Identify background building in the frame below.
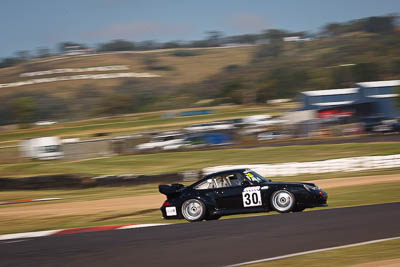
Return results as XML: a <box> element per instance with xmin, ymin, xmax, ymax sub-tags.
<box><xmin>299</xmin><ymin>80</ymin><xmax>400</xmax><ymax>119</ymax></box>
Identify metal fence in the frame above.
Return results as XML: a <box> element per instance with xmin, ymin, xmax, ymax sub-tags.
<box><xmin>62</xmin><ymin>139</ymin><xmax>113</xmax><ymax>161</ymax></box>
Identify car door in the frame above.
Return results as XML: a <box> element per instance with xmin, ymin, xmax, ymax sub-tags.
<box><xmin>215</xmin><ymin>185</ymin><xmax>244</xmax><ymax>210</ymax></box>
<box><xmin>215</xmin><ymin>172</ymin><xmax>259</xmax><ymax>210</ymax></box>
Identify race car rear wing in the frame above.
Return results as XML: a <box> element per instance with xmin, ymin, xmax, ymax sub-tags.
<box><xmin>159</xmin><ymin>183</ymin><xmax>185</xmax><ymax>198</ymax></box>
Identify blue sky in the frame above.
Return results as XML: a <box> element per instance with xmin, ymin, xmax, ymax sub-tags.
<box><xmin>1</xmin><ymin>0</ymin><xmax>400</xmax><ymax>59</ymax></box>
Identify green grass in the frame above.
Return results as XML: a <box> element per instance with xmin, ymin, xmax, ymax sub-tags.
<box><xmin>2</xmin><ymin>142</ymin><xmax>400</xmax><ymax>177</ymax></box>
<box><xmin>323</xmin><ymin>181</ymin><xmax>400</xmax><ymax>208</ymax></box>
<box><xmin>248</xmin><ymin>238</ymin><xmax>400</xmax><ymax>267</ymax></box>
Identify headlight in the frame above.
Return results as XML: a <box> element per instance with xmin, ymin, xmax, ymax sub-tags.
<box><xmin>304</xmin><ymin>184</ymin><xmax>319</xmax><ymax>192</ymax></box>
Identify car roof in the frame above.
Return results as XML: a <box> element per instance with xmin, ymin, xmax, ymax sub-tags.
<box><xmin>204</xmin><ymin>168</ymin><xmax>249</xmax><ymax>178</ymax></box>
<box><xmin>189</xmin><ymin>168</ymin><xmax>251</xmax><ymax>188</ymax></box>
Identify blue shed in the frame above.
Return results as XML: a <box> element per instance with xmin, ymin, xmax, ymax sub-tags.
<box><xmin>299</xmin><ymin>80</ymin><xmax>400</xmax><ymax>118</ymax></box>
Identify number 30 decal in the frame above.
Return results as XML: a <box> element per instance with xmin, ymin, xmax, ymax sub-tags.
<box><xmin>242</xmin><ymin>187</ymin><xmax>262</xmax><ymax>207</ymax></box>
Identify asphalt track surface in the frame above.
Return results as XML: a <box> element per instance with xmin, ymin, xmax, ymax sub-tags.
<box><xmin>1</xmin><ymin>202</ymin><xmax>400</xmax><ymax>267</ymax></box>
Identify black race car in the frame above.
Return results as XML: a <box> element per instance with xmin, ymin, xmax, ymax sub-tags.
<box><xmin>159</xmin><ymin>168</ymin><xmax>327</xmax><ymax>222</ymax></box>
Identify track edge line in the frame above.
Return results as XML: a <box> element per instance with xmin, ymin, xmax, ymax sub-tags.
<box><xmin>224</xmin><ymin>236</ymin><xmax>400</xmax><ymax>267</ymax></box>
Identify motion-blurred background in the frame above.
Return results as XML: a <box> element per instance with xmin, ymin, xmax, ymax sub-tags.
<box><xmin>1</xmin><ymin>2</ymin><xmax>400</xmax><ymax>264</ymax></box>
<box><xmin>1</xmin><ymin>2</ymin><xmax>400</xmax><ymax>164</ymax></box>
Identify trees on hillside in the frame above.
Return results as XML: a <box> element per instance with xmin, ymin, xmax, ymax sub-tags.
<box><xmin>95</xmin><ymin>93</ymin><xmax>133</xmax><ymax>116</ymax></box>
<box><xmin>58</xmin><ymin>42</ymin><xmax>87</xmax><ymax>53</ymax></box>
<box><xmin>15</xmin><ymin>51</ymin><xmax>31</xmax><ymax>62</ymax></box>
<box><xmin>321</xmin><ymin>15</ymin><xmax>398</xmax><ymax>37</ymax></box>
<box><xmin>36</xmin><ymin>47</ymin><xmax>51</xmax><ymax>58</ymax></box>
<box><xmin>97</xmin><ymin>40</ymin><xmax>136</xmax><ymax>52</ymax></box>
<box><xmin>9</xmin><ymin>97</ymin><xmax>37</xmax><ymax>127</ymax></box>
<box><xmin>0</xmin><ymin>57</ymin><xmax>23</xmax><ymax>68</ymax></box>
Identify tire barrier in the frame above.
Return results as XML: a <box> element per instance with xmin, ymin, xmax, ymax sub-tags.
<box><xmin>203</xmin><ymin>154</ymin><xmax>400</xmax><ymax>177</ymax></box>
<box><xmin>0</xmin><ymin>172</ymin><xmax>188</xmax><ymax>190</ymax></box>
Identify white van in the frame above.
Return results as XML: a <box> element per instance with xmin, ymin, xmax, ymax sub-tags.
<box><xmin>20</xmin><ymin>137</ymin><xmax>64</xmax><ymax>160</ymax></box>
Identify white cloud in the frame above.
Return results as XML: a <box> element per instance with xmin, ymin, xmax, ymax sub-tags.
<box><xmin>222</xmin><ymin>13</ymin><xmax>269</xmax><ymax>33</ymax></box>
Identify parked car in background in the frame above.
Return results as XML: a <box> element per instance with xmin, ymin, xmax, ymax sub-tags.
<box><xmin>250</xmin><ymin>117</ymin><xmax>286</xmax><ymax>127</ymax></box>
<box><xmin>361</xmin><ymin>116</ymin><xmax>399</xmax><ymax>133</ymax></box>
<box><xmin>184</xmin><ymin>121</ymin><xmax>235</xmax><ymax>132</ymax></box>
<box><xmin>258</xmin><ymin>131</ymin><xmax>289</xmax><ymax>141</ymax></box>
<box><xmin>135</xmin><ymin>132</ymin><xmax>186</xmax><ymax>150</ymax></box>
<box><xmin>240</xmin><ymin>115</ymin><xmax>272</xmax><ymax>125</ymax></box>
<box><xmin>185</xmin><ymin>133</ymin><xmax>233</xmax><ymax>147</ymax></box>
<box><xmin>34</xmin><ymin>121</ymin><xmax>57</xmax><ymax>126</ymax></box>
<box><xmin>164</xmin><ymin>133</ymin><xmax>234</xmax><ymax>150</ymax></box>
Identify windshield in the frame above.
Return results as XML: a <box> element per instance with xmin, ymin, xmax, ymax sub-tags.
<box><xmin>41</xmin><ymin>145</ymin><xmax>60</xmax><ymax>153</ymax></box>
<box><xmin>243</xmin><ymin>170</ymin><xmax>270</xmax><ymax>183</ymax></box>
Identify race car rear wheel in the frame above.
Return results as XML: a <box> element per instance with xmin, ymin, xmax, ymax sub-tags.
<box><xmin>271</xmin><ymin>190</ymin><xmax>295</xmax><ymax>213</ymax></box>
<box><xmin>181</xmin><ymin>199</ymin><xmax>206</xmax><ymax>222</ymax></box>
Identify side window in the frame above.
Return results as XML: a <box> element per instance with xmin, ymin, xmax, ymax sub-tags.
<box><xmin>214</xmin><ymin>176</ymin><xmax>225</xmax><ymax>188</ymax></box>
<box><xmin>194</xmin><ymin>173</ymin><xmax>248</xmax><ymax>190</ymax></box>
<box><xmin>225</xmin><ymin>173</ymin><xmax>244</xmax><ymax>187</ymax></box>
<box><xmin>214</xmin><ymin>176</ymin><xmax>236</xmax><ymax>188</ymax></box>
<box><xmin>194</xmin><ymin>179</ymin><xmax>216</xmax><ymax>190</ymax></box>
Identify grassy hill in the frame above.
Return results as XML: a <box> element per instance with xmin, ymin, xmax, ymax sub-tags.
<box><xmin>1</xmin><ymin>27</ymin><xmax>400</xmax><ymax>126</ymax></box>
<box><xmin>0</xmin><ymin>46</ymin><xmax>255</xmax><ymax>98</ymax></box>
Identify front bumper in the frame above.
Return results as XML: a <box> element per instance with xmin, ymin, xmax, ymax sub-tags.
<box><xmin>299</xmin><ymin>189</ymin><xmax>328</xmax><ymax>208</ymax></box>
<box><xmin>312</xmin><ymin>189</ymin><xmax>328</xmax><ymax>206</ymax></box>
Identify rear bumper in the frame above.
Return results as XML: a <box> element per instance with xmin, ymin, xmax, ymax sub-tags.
<box><xmin>160</xmin><ymin>202</ymin><xmax>182</xmax><ymax>220</ymax></box>
<box><xmin>161</xmin><ymin>207</ymin><xmax>180</xmax><ymax>220</ymax></box>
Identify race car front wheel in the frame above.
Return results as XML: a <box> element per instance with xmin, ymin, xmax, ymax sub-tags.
<box><xmin>271</xmin><ymin>190</ymin><xmax>295</xmax><ymax>213</ymax></box>
<box><xmin>181</xmin><ymin>199</ymin><xmax>206</xmax><ymax>222</ymax></box>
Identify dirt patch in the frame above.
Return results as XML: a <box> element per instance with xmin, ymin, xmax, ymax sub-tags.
<box><xmin>1</xmin><ymin>174</ymin><xmax>400</xmax><ymax>220</ymax></box>
<box><xmin>351</xmin><ymin>258</ymin><xmax>400</xmax><ymax>267</ymax></box>
<box><xmin>94</xmin><ymin>208</ymin><xmax>159</xmax><ymax>222</ymax></box>
<box><xmin>0</xmin><ymin>194</ymin><xmax>165</xmax><ymax>220</ymax></box>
